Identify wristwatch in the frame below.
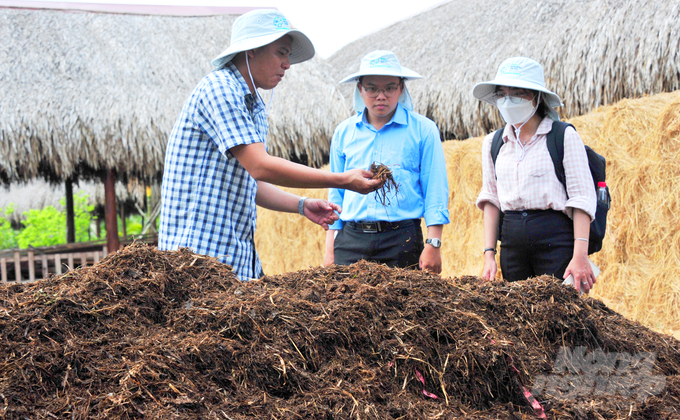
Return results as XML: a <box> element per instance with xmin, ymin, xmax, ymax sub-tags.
<box><xmin>426</xmin><ymin>238</ymin><xmax>442</xmax><ymax>248</ymax></box>
<box><xmin>298</xmin><ymin>196</ymin><xmax>308</xmax><ymax>215</ymax></box>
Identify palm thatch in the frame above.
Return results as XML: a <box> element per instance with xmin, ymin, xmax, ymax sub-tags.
<box><xmin>0</xmin><ymin>6</ymin><xmax>345</xmax><ymax>185</ymax></box>
<box><xmin>266</xmin><ymin>57</ymin><xmax>350</xmax><ymax>167</ymax></box>
<box><xmin>327</xmin><ymin>0</ymin><xmax>680</xmax><ymax>140</ymax></box>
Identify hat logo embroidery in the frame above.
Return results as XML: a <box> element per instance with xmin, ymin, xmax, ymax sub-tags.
<box><xmin>273</xmin><ymin>17</ymin><xmax>290</xmax><ymax>30</ymax></box>
<box><xmin>369</xmin><ymin>57</ymin><xmax>391</xmax><ymax>68</ymax></box>
<box><xmin>499</xmin><ymin>63</ymin><xmax>522</xmax><ymax>77</ymax></box>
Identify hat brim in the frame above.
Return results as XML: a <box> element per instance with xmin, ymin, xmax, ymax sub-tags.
<box><xmin>339</xmin><ymin>67</ymin><xmax>422</xmax><ymax>84</ymax></box>
<box><xmin>472</xmin><ymin>77</ymin><xmax>562</xmax><ymax>108</ymax></box>
<box><xmin>211</xmin><ymin>29</ymin><xmax>315</xmax><ymax>68</ymax></box>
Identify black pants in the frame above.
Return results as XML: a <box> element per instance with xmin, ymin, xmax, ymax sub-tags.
<box><xmin>500</xmin><ymin>210</ymin><xmax>574</xmax><ymax>282</ymax></box>
<box><xmin>334</xmin><ymin>219</ymin><xmax>423</xmax><ymax>269</ymax></box>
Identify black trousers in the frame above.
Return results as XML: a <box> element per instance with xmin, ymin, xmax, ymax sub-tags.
<box><xmin>500</xmin><ymin>210</ymin><xmax>574</xmax><ymax>282</ymax></box>
<box><xmin>334</xmin><ymin>219</ymin><xmax>424</xmax><ymax>269</ymax></box>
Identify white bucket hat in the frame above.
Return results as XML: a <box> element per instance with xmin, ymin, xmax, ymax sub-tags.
<box><xmin>472</xmin><ymin>57</ymin><xmax>563</xmax><ymax>120</ymax></box>
<box><xmin>211</xmin><ymin>9</ymin><xmax>315</xmax><ymax>68</ymax></box>
<box><xmin>339</xmin><ymin>50</ymin><xmax>422</xmax><ymax>113</ymax></box>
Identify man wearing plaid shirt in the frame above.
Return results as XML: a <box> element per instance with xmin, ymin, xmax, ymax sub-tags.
<box><xmin>159</xmin><ymin>9</ymin><xmax>382</xmax><ymax>280</ymax></box>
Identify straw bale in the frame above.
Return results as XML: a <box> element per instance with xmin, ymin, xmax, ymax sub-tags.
<box><xmin>255</xmin><ymin>89</ymin><xmax>680</xmax><ymax>338</ymax></box>
<box><xmin>578</xmin><ymin>91</ymin><xmax>680</xmax><ymax>338</ymax></box>
<box><xmin>255</xmin><ymin>140</ymin><xmax>486</xmax><ymax>279</ymax></box>
<box><xmin>327</xmin><ymin>0</ymin><xmax>680</xmax><ymax>141</ymax></box>
<box><xmin>255</xmin><ymin>186</ymin><xmax>329</xmax><ymax>275</ymax></box>
<box><xmin>0</xmin><ymin>7</ymin><xmax>343</xmax><ymax>185</ymax></box>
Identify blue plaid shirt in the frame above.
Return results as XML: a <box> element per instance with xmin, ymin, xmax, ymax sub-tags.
<box><xmin>159</xmin><ymin>62</ymin><xmax>267</xmax><ymax>280</ymax></box>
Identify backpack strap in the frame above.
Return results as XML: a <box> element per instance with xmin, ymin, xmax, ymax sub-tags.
<box><xmin>490</xmin><ymin>128</ymin><xmax>504</xmax><ymax>167</ymax></box>
<box><xmin>545</xmin><ymin>121</ymin><xmax>575</xmax><ymax>189</ymax></box>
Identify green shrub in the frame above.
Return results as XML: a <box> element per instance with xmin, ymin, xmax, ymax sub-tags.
<box><xmin>0</xmin><ymin>204</ymin><xmax>18</xmax><ymax>249</ymax></box>
<box><xmin>15</xmin><ymin>192</ymin><xmax>94</xmax><ymax>248</ymax></box>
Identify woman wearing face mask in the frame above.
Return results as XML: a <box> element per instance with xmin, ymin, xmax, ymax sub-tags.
<box><xmin>472</xmin><ymin>57</ymin><xmax>597</xmax><ymax>291</ymax></box>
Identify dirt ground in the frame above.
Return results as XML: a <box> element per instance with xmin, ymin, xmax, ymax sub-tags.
<box><xmin>0</xmin><ymin>243</ymin><xmax>678</xmax><ymax>419</ymax></box>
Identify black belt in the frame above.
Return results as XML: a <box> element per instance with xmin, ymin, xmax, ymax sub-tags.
<box><xmin>346</xmin><ymin>219</ymin><xmax>420</xmax><ymax>233</ymax></box>
<box><xmin>504</xmin><ymin>209</ymin><xmax>562</xmax><ymax>216</ymax></box>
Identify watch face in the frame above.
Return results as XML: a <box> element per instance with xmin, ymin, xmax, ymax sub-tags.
<box><xmin>427</xmin><ymin>238</ymin><xmax>441</xmax><ymax>248</ymax></box>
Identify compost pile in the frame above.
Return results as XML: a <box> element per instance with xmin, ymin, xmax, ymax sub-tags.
<box><xmin>0</xmin><ymin>243</ymin><xmax>679</xmax><ymax>419</ymax></box>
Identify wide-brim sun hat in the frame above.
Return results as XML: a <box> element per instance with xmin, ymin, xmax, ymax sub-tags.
<box><xmin>211</xmin><ymin>9</ymin><xmax>315</xmax><ymax>68</ymax></box>
<box><xmin>339</xmin><ymin>50</ymin><xmax>422</xmax><ymax>84</ymax></box>
<box><xmin>340</xmin><ymin>50</ymin><xmax>422</xmax><ymax>113</ymax></box>
<box><xmin>472</xmin><ymin>57</ymin><xmax>563</xmax><ymax>110</ymax></box>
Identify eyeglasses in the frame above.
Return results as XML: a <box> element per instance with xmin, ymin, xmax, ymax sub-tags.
<box><xmin>360</xmin><ymin>83</ymin><xmax>402</xmax><ymax>98</ymax></box>
<box><xmin>492</xmin><ymin>89</ymin><xmax>534</xmax><ymax>104</ymax></box>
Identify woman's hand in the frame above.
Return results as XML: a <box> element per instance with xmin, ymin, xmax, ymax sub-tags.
<box><xmin>564</xmin><ymin>252</ymin><xmax>595</xmax><ymax>293</ymax></box>
<box><xmin>482</xmin><ymin>251</ymin><xmax>498</xmax><ymax>281</ymax></box>
<box><xmin>565</xmin><ymin>209</ymin><xmax>595</xmax><ymax>293</ymax></box>
<box><xmin>481</xmin><ymin>202</ymin><xmax>501</xmax><ymax>281</ymax></box>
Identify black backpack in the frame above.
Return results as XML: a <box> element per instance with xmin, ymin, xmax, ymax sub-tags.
<box><xmin>490</xmin><ymin>121</ymin><xmax>610</xmax><ymax>254</ymax></box>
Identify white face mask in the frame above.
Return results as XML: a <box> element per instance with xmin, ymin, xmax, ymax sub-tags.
<box><xmin>496</xmin><ymin>97</ymin><xmax>538</xmax><ymax>126</ymax></box>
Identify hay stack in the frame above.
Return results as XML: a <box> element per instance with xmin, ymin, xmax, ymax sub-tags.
<box><xmin>255</xmin><ymin>89</ymin><xmax>680</xmax><ymax>338</ymax></box>
<box><xmin>583</xmin><ymin>91</ymin><xmax>680</xmax><ymax>335</ymax></box>
<box><xmin>327</xmin><ymin>0</ymin><xmax>680</xmax><ymax>140</ymax></box>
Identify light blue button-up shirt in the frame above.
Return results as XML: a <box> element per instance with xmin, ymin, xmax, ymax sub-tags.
<box><xmin>328</xmin><ymin>103</ymin><xmax>450</xmax><ymax>229</ymax></box>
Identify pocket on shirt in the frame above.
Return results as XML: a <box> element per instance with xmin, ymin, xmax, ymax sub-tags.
<box><xmin>384</xmin><ymin>143</ymin><xmax>419</xmax><ymax>173</ymax></box>
<box><xmin>530</xmin><ymin>170</ymin><xmax>548</xmax><ymax>178</ymax></box>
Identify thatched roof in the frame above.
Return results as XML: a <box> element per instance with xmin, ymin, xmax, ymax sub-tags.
<box><xmin>327</xmin><ymin>0</ymin><xmax>680</xmax><ymax>140</ymax></box>
<box><xmin>0</xmin><ymin>6</ymin><xmax>346</xmax><ymax>185</ymax></box>
<box><xmin>266</xmin><ymin>57</ymin><xmax>350</xmax><ymax>167</ymax></box>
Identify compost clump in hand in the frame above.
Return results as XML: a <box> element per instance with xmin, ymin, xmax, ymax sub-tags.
<box><xmin>370</xmin><ymin>162</ymin><xmax>399</xmax><ymax>206</ymax></box>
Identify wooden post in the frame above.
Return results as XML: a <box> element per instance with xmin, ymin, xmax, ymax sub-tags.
<box><xmin>1</xmin><ymin>258</ymin><xmax>7</xmax><ymax>283</ymax></box>
<box><xmin>41</xmin><ymin>255</ymin><xmax>48</xmax><ymax>279</ymax></box>
<box><xmin>105</xmin><ymin>169</ymin><xmax>120</xmax><ymax>253</ymax></box>
<box><xmin>66</xmin><ymin>177</ymin><xmax>75</xmax><ymax>243</ymax></box>
<box><xmin>28</xmin><ymin>250</ymin><xmax>35</xmax><ymax>282</ymax></box>
<box><xmin>141</xmin><ymin>185</ymin><xmax>148</xmax><ymax>230</ymax></box>
<box><xmin>120</xmin><ymin>202</ymin><xmax>127</xmax><ymax>238</ymax></box>
<box><xmin>13</xmin><ymin>251</ymin><xmax>21</xmax><ymax>282</ymax></box>
<box><xmin>150</xmin><ymin>185</ymin><xmax>158</xmax><ymax>233</ymax></box>
<box><xmin>55</xmin><ymin>254</ymin><xmax>62</xmax><ymax>275</ymax></box>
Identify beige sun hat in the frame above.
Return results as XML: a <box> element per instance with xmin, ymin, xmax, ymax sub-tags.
<box><xmin>340</xmin><ymin>50</ymin><xmax>422</xmax><ymax>113</ymax></box>
<box><xmin>211</xmin><ymin>9</ymin><xmax>315</xmax><ymax>68</ymax></box>
<box><xmin>472</xmin><ymin>57</ymin><xmax>563</xmax><ymax>120</ymax></box>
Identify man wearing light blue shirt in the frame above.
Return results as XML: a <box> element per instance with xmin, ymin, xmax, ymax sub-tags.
<box><xmin>324</xmin><ymin>51</ymin><xmax>450</xmax><ymax>273</ymax></box>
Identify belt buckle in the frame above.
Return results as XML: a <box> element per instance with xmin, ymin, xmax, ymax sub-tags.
<box><xmin>361</xmin><ymin>222</ymin><xmax>379</xmax><ymax>233</ymax></box>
